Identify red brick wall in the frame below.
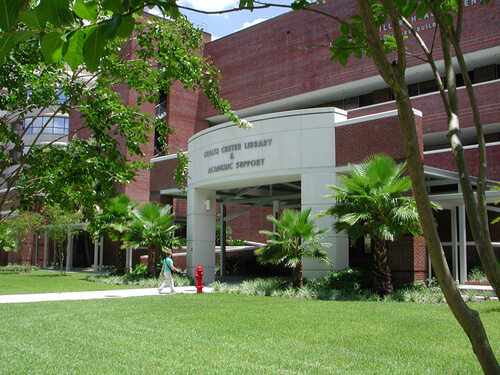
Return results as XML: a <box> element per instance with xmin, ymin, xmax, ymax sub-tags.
<box><xmin>166</xmin><ymin>82</ymin><xmax>206</xmax><ymax>153</ymax></box>
<box><xmin>335</xmin><ymin>113</ymin><xmax>422</xmax><ymax>166</ymax></box>
<box><xmin>389</xmin><ymin>235</ymin><xmax>427</xmax><ymax>286</ymax></box>
<box><xmin>202</xmin><ymin>0</ymin><xmax>500</xmax><ymax>118</ymax></box>
<box><xmin>222</xmin><ymin>204</ymin><xmax>273</xmax><ymax>244</ymax></box>
<box><xmin>424</xmin><ymin>144</ymin><xmax>500</xmax><ymax>181</ymax></box>
<box><xmin>350</xmin><ymin>81</ymin><xmax>500</xmax><ymax>138</ymax></box>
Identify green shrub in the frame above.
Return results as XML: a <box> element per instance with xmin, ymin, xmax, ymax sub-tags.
<box><xmin>0</xmin><ymin>264</ymin><xmax>38</xmax><ymax>273</ymax></box>
<box><xmin>130</xmin><ymin>264</ymin><xmax>148</xmax><ymax>279</ymax></box>
<box><xmin>227</xmin><ymin>239</ymin><xmax>246</xmax><ymax>246</ymax></box>
<box><xmin>468</xmin><ymin>267</ymin><xmax>488</xmax><ymax>282</ymax></box>
<box><xmin>391</xmin><ymin>278</ymin><xmax>446</xmax><ymax>303</ymax></box>
<box><xmin>462</xmin><ymin>288</ymin><xmax>478</xmax><ymax>303</ymax></box>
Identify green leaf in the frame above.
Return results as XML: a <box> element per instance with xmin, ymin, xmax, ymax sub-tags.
<box><xmin>401</xmin><ymin>1</ymin><xmax>417</xmax><ymax>18</ymax></box>
<box><xmin>102</xmin><ymin>13</ymin><xmax>122</xmax><ymax>39</ymax></box>
<box><xmin>63</xmin><ymin>28</ymin><xmax>84</xmax><ymax>70</ymax></box>
<box><xmin>0</xmin><ymin>32</ymin><xmax>15</xmax><ymax>63</ymax></box>
<box><xmin>42</xmin><ymin>0</ymin><xmax>74</xmax><ymax>27</ymax></box>
<box><xmin>416</xmin><ymin>3</ymin><xmax>428</xmax><ymax>19</ymax></box>
<box><xmin>116</xmin><ymin>14</ymin><xmax>134</xmax><ymax>38</ymax></box>
<box><xmin>102</xmin><ymin>0</ymin><xmax>123</xmax><ymax>14</ymax></box>
<box><xmin>13</xmin><ymin>29</ymin><xmax>35</xmax><ymax>43</ymax></box>
<box><xmin>55</xmin><ymin>8</ymin><xmax>74</xmax><ymax>26</ymax></box>
<box><xmin>83</xmin><ymin>25</ymin><xmax>105</xmax><ymax>72</ymax></box>
<box><xmin>239</xmin><ymin>0</ymin><xmax>253</xmax><ymax>10</ymax></box>
<box><xmin>74</xmin><ymin>0</ymin><xmax>98</xmax><ymax>22</ymax></box>
<box><xmin>41</xmin><ymin>30</ymin><xmax>64</xmax><ymax>63</ymax></box>
<box><xmin>0</xmin><ymin>0</ymin><xmax>20</xmax><ymax>31</ymax></box>
<box><xmin>18</xmin><ymin>7</ymin><xmax>51</xmax><ymax>30</ymax></box>
<box><xmin>339</xmin><ymin>52</ymin><xmax>349</xmax><ymax>67</ymax></box>
<box><xmin>444</xmin><ymin>12</ymin><xmax>454</xmax><ymax>27</ymax></box>
<box><xmin>291</xmin><ymin>0</ymin><xmax>310</xmax><ymax>10</ymax></box>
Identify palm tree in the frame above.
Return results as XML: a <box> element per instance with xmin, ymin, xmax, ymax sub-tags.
<box><xmin>257</xmin><ymin>208</ymin><xmax>330</xmax><ymax>287</ymax></box>
<box><xmin>88</xmin><ymin>194</ymin><xmax>138</xmax><ymax>274</ymax></box>
<box><xmin>324</xmin><ymin>154</ymin><xmax>424</xmax><ymax>295</ymax></box>
<box><xmin>121</xmin><ymin>202</ymin><xmax>180</xmax><ymax>278</ymax></box>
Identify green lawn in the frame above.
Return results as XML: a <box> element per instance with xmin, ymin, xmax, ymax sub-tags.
<box><xmin>0</xmin><ymin>270</ymin><xmax>143</xmax><ymax>294</ymax></box>
<box><xmin>0</xmin><ymin>291</ymin><xmax>499</xmax><ymax>374</ymax></box>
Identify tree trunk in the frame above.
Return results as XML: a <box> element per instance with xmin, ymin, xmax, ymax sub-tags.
<box><xmin>292</xmin><ymin>262</ymin><xmax>303</xmax><ymax>288</ymax></box>
<box><xmin>355</xmin><ymin>1</ymin><xmax>500</xmax><ymax>372</ymax></box>
<box><xmin>439</xmin><ymin>28</ymin><xmax>500</xmax><ymax>298</ymax></box>
<box><xmin>147</xmin><ymin>245</ymin><xmax>157</xmax><ymax>278</ymax></box>
<box><xmin>116</xmin><ymin>247</ymin><xmax>126</xmax><ymax>275</ymax></box>
<box><xmin>147</xmin><ymin>243</ymin><xmax>161</xmax><ymax>278</ymax></box>
<box><xmin>371</xmin><ymin>234</ymin><xmax>392</xmax><ymax>295</ymax></box>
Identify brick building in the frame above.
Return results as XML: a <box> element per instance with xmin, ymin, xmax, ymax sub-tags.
<box><xmin>3</xmin><ymin>1</ymin><xmax>500</xmax><ymax>286</ymax></box>
<box><xmin>150</xmin><ymin>1</ymin><xmax>500</xmax><ymax>284</ymax></box>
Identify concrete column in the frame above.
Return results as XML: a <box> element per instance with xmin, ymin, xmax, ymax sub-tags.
<box><xmin>66</xmin><ymin>229</ymin><xmax>73</xmax><ymax>272</ymax></box>
<box><xmin>187</xmin><ymin>188</ymin><xmax>216</xmax><ymax>282</ymax></box>
<box><xmin>301</xmin><ymin>173</ymin><xmax>346</xmax><ymax>279</ymax></box>
<box><xmin>35</xmin><ymin>232</ymin><xmax>39</xmax><ymax>266</ymax></box>
<box><xmin>43</xmin><ymin>232</ymin><xmax>48</xmax><ymax>269</ymax></box>
<box><xmin>99</xmin><ymin>236</ymin><xmax>104</xmax><ymax>272</ymax></box>
<box><xmin>458</xmin><ymin>205</ymin><xmax>467</xmax><ymax>283</ymax></box>
<box><xmin>93</xmin><ymin>241</ymin><xmax>99</xmax><ymax>272</ymax></box>
<box><xmin>451</xmin><ymin>208</ymin><xmax>459</xmax><ymax>282</ymax></box>
<box><xmin>219</xmin><ymin>204</ymin><xmax>226</xmax><ymax>277</ymax></box>
<box><xmin>128</xmin><ymin>247</ymin><xmax>133</xmax><ymax>272</ymax></box>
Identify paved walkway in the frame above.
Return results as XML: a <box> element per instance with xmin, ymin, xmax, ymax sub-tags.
<box><xmin>0</xmin><ymin>286</ymin><xmax>214</xmax><ymax>304</ymax></box>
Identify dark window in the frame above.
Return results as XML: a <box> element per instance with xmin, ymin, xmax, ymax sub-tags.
<box><xmin>419</xmin><ymin>79</ymin><xmax>438</xmax><ymax>95</ymax></box>
<box><xmin>359</xmin><ymin>93</ymin><xmax>373</xmax><ymax>107</ymax></box>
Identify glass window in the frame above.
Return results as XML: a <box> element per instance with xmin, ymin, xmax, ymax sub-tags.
<box><xmin>419</xmin><ymin>79</ymin><xmax>438</xmax><ymax>95</ymax></box>
<box><xmin>52</xmin><ymin>117</ymin><xmax>68</xmax><ymax>134</ymax></box>
<box><xmin>23</xmin><ymin>116</ymin><xmax>69</xmax><ymax>135</ymax></box>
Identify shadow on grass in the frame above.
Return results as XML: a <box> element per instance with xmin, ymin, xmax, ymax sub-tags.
<box><xmin>480</xmin><ymin>306</ymin><xmax>500</xmax><ymax>314</ymax></box>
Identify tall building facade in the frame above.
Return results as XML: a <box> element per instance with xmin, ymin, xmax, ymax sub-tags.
<box><xmin>151</xmin><ymin>1</ymin><xmax>500</xmax><ymax>284</ymax></box>
<box><xmin>2</xmin><ymin>1</ymin><xmax>499</xmax><ymax>286</ymax></box>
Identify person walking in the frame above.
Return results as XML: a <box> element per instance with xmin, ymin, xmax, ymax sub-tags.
<box><xmin>158</xmin><ymin>251</ymin><xmax>185</xmax><ymax>294</ymax></box>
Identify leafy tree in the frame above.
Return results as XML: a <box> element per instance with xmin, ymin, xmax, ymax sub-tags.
<box><xmin>5</xmin><ymin>212</ymin><xmax>43</xmax><ymax>271</ymax></box>
<box><xmin>120</xmin><ymin>202</ymin><xmax>180</xmax><ymax>278</ymax></box>
<box><xmin>323</xmin><ymin>154</ymin><xmax>424</xmax><ymax>295</ymax></box>
<box><xmin>0</xmin><ymin>10</ymin><xmax>250</xmax><ymax>218</ymax></box>
<box><xmin>0</xmin><ymin>0</ymin><xmax>279</xmax><ymax>70</ymax></box>
<box><xmin>43</xmin><ymin>205</ymin><xmax>83</xmax><ymax>275</ymax></box>
<box><xmin>0</xmin><ymin>221</ymin><xmax>17</xmax><ymax>258</ymax></box>
<box><xmin>257</xmin><ymin>208</ymin><xmax>330</xmax><ymax>287</ymax></box>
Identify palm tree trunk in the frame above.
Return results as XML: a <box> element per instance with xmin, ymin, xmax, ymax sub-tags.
<box><xmin>147</xmin><ymin>244</ymin><xmax>158</xmax><ymax>278</ymax></box>
<box><xmin>292</xmin><ymin>262</ymin><xmax>303</xmax><ymax>288</ymax></box>
<box><xmin>371</xmin><ymin>234</ymin><xmax>393</xmax><ymax>295</ymax></box>
<box><xmin>116</xmin><ymin>247</ymin><xmax>126</xmax><ymax>275</ymax></box>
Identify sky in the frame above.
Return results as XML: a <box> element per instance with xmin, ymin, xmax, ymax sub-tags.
<box><xmin>175</xmin><ymin>0</ymin><xmax>293</xmax><ymax>40</ymax></box>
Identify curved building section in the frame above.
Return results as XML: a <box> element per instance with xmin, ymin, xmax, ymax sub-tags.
<box><xmin>186</xmin><ymin>108</ymin><xmax>347</xmax><ymax>280</ymax></box>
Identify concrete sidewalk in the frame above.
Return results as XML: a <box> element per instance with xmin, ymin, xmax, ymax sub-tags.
<box><xmin>0</xmin><ymin>286</ymin><xmax>214</xmax><ymax>304</ymax></box>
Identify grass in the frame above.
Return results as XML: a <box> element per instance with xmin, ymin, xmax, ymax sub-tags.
<box><xmin>0</xmin><ymin>294</ymin><xmax>499</xmax><ymax>374</ymax></box>
<box><xmin>0</xmin><ymin>270</ymin><xmax>499</xmax><ymax>374</ymax></box>
<box><xmin>0</xmin><ymin>270</ymin><xmax>144</xmax><ymax>295</ymax></box>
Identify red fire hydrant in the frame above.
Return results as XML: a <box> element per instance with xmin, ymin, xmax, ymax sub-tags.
<box><xmin>194</xmin><ymin>264</ymin><xmax>204</xmax><ymax>294</ymax></box>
